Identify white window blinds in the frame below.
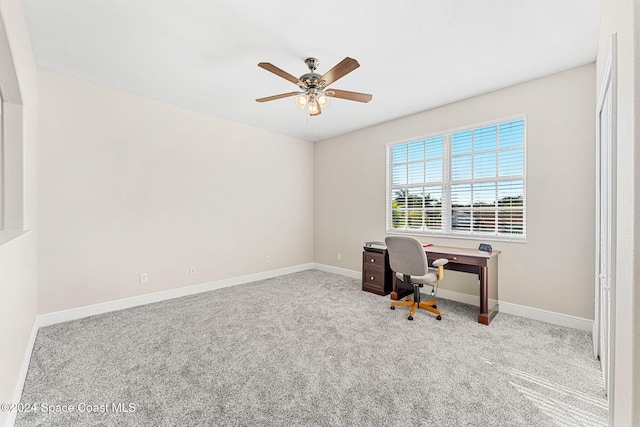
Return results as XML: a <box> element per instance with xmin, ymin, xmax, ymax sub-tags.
<box><xmin>387</xmin><ymin>118</ymin><xmax>526</xmax><ymax>240</ymax></box>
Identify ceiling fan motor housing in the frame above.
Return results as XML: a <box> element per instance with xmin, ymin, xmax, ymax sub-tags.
<box><xmin>299</xmin><ymin>72</ymin><xmax>323</xmax><ymax>89</ymax></box>
<box><xmin>299</xmin><ymin>58</ymin><xmax>323</xmax><ymax>89</ymax></box>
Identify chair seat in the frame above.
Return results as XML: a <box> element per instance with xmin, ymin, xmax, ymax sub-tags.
<box><xmin>395</xmin><ymin>270</ymin><xmax>438</xmax><ymax>284</ymax></box>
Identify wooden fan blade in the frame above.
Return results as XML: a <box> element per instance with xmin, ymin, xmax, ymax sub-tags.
<box><xmin>319</xmin><ymin>57</ymin><xmax>360</xmax><ymax>86</ymax></box>
<box><xmin>327</xmin><ymin>89</ymin><xmax>373</xmax><ymax>103</ymax></box>
<box><xmin>258</xmin><ymin>62</ymin><xmax>301</xmax><ymax>85</ymax></box>
<box><xmin>256</xmin><ymin>91</ymin><xmax>302</xmax><ymax>102</ymax></box>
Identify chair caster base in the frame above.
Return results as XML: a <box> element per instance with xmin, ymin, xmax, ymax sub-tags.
<box><xmin>436</xmin><ymin>315</ymin><xmax>442</xmax><ymax>321</ymax></box>
<box><xmin>390</xmin><ymin>306</ymin><xmax>395</xmax><ymax>310</ymax></box>
<box><xmin>431</xmin><ymin>304</ymin><xmax>437</xmax><ymax>309</ymax></box>
<box><xmin>408</xmin><ymin>316</ymin><xmax>414</xmax><ymax>321</ymax></box>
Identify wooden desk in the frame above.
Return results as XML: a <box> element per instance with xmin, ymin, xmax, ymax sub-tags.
<box><xmin>390</xmin><ymin>245</ymin><xmax>501</xmax><ymax>325</ymax></box>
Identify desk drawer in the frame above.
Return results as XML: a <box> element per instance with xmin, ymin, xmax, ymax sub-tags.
<box><xmin>363</xmin><ymin>267</ymin><xmax>384</xmax><ymax>289</ymax></box>
<box><xmin>363</xmin><ymin>251</ymin><xmax>385</xmax><ymax>267</ymax></box>
<box><xmin>428</xmin><ymin>253</ymin><xmax>484</xmax><ymax>267</ymax></box>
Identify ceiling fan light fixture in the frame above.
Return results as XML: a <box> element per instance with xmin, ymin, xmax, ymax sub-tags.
<box><xmin>307</xmin><ymin>99</ymin><xmax>319</xmax><ymax>115</ymax></box>
<box><xmin>294</xmin><ymin>94</ymin><xmax>308</xmax><ymax>109</ymax></box>
<box><xmin>317</xmin><ymin>93</ymin><xmax>330</xmax><ymax>109</ymax></box>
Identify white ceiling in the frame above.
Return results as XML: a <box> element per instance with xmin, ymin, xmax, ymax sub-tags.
<box><xmin>21</xmin><ymin>0</ymin><xmax>602</xmax><ymax>142</ymax></box>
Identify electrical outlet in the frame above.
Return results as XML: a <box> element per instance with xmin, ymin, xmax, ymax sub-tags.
<box><xmin>139</xmin><ymin>273</ymin><xmax>149</xmax><ymax>284</ymax></box>
<box><xmin>189</xmin><ymin>267</ymin><xmax>196</xmax><ymax>275</ymax></box>
<box><xmin>337</xmin><ymin>253</ymin><xmax>342</xmax><ymax>261</ymax></box>
<box><xmin>265</xmin><ymin>255</ymin><xmax>271</xmax><ymax>263</ymax></box>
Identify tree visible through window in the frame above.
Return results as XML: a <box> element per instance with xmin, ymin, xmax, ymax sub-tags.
<box><xmin>387</xmin><ymin>118</ymin><xmax>526</xmax><ymax>240</ymax></box>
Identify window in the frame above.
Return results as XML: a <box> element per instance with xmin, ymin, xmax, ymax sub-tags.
<box><xmin>0</xmin><ymin>17</ymin><xmax>29</xmax><ymax>241</ymax></box>
<box><xmin>386</xmin><ymin>117</ymin><xmax>526</xmax><ymax>241</ymax></box>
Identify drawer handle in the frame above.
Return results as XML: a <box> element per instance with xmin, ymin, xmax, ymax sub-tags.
<box><xmin>370</xmin><ymin>258</ymin><xmax>375</xmax><ymax>263</ymax></box>
<box><xmin>452</xmin><ymin>257</ymin><xmax>458</xmax><ymax>260</ymax></box>
<box><xmin>370</xmin><ymin>276</ymin><xmax>375</xmax><ymax>281</ymax></box>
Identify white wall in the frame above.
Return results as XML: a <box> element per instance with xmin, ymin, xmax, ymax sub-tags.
<box><xmin>597</xmin><ymin>0</ymin><xmax>640</xmax><ymax>424</ymax></box>
<box><xmin>37</xmin><ymin>69</ymin><xmax>314</xmax><ymax>314</ymax></box>
<box><xmin>0</xmin><ymin>1</ymin><xmax>38</xmax><ymax>426</ymax></box>
<box><xmin>314</xmin><ymin>64</ymin><xmax>596</xmax><ymax>319</ymax></box>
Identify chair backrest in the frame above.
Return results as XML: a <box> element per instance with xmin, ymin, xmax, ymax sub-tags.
<box><xmin>384</xmin><ymin>236</ymin><xmax>429</xmax><ymax>277</ymax></box>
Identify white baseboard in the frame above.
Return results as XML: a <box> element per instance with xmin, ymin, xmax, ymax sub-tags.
<box><xmin>4</xmin><ymin>319</ymin><xmax>39</xmax><ymax>427</ymax></box>
<box><xmin>498</xmin><ymin>301</ymin><xmax>592</xmax><ymax>332</ymax></box>
<box><xmin>36</xmin><ymin>261</ymin><xmax>591</xmax><ymax>331</ymax></box>
<box><xmin>38</xmin><ymin>263</ymin><xmax>314</xmax><ymax>327</ymax></box>
<box><xmin>319</xmin><ymin>264</ymin><xmax>593</xmax><ymax>332</ymax></box>
<box><xmin>437</xmin><ymin>289</ymin><xmax>592</xmax><ymax>331</ymax></box>
<box><xmin>312</xmin><ymin>263</ymin><xmax>361</xmax><ymax>279</ymax></box>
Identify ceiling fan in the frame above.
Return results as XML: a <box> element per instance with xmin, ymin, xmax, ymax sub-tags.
<box><xmin>256</xmin><ymin>57</ymin><xmax>372</xmax><ymax>116</ymax></box>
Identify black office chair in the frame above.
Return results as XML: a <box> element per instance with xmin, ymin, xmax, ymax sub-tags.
<box><xmin>385</xmin><ymin>235</ymin><xmax>448</xmax><ymax>321</ymax></box>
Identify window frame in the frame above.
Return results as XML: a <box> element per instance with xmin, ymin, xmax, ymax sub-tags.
<box><xmin>385</xmin><ymin>114</ymin><xmax>527</xmax><ymax>242</ymax></box>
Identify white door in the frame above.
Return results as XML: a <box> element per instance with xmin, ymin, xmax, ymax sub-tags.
<box><xmin>597</xmin><ymin>85</ymin><xmax>611</xmax><ymax>393</ymax></box>
<box><xmin>594</xmin><ymin>35</ymin><xmax>616</xmax><ymax>399</ymax></box>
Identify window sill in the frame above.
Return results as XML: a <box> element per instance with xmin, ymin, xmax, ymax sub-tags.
<box><xmin>0</xmin><ymin>230</ymin><xmax>31</xmax><ymax>254</ymax></box>
<box><xmin>386</xmin><ymin>229</ymin><xmax>526</xmax><ymax>244</ymax></box>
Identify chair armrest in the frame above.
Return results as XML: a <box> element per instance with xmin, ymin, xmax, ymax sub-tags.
<box><xmin>432</xmin><ymin>258</ymin><xmax>448</xmax><ymax>282</ymax></box>
<box><xmin>432</xmin><ymin>258</ymin><xmax>448</xmax><ymax>267</ymax></box>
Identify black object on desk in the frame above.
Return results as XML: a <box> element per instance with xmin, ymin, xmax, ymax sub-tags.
<box><xmin>478</xmin><ymin>243</ymin><xmax>493</xmax><ymax>252</ymax></box>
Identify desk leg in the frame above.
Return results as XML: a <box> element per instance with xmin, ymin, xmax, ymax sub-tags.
<box><xmin>478</xmin><ymin>264</ymin><xmax>499</xmax><ymax>325</ymax></box>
